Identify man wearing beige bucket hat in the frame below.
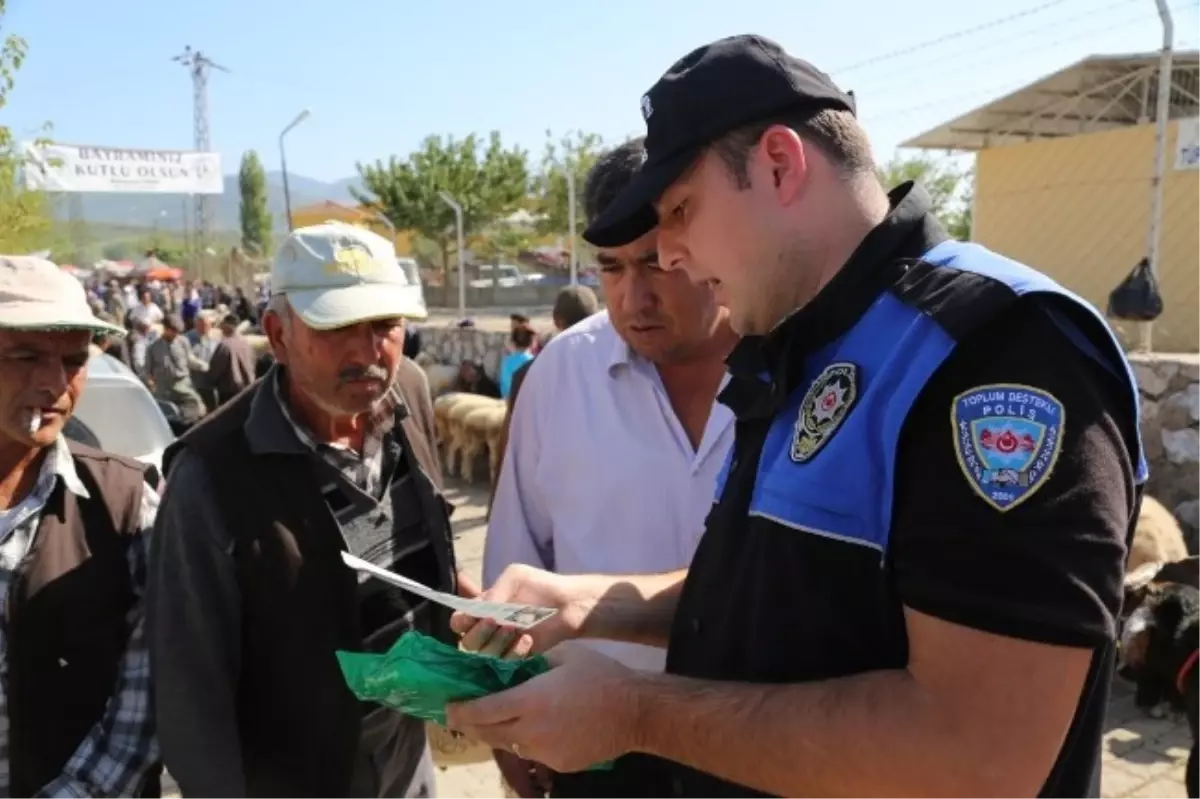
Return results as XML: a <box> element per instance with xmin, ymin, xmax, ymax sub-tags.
<box><xmin>0</xmin><ymin>256</ymin><xmax>162</xmax><ymax>796</ymax></box>
<box><xmin>149</xmin><ymin>222</ymin><xmax>475</xmax><ymax>798</ymax></box>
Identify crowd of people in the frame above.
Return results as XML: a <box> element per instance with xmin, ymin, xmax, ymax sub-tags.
<box><xmin>0</xmin><ymin>32</ymin><xmax>1187</xmax><ymax>799</ymax></box>
<box><xmin>82</xmin><ymin>275</ymin><xmax>269</xmax><ymax>429</ymax></box>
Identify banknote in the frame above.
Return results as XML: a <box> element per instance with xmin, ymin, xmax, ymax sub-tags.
<box><xmin>340</xmin><ymin>552</ymin><xmax>558</xmax><ymax>630</ymax></box>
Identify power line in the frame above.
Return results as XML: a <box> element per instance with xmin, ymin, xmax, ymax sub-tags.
<box><xmin>861</xmin><ymin>0</ymin><xmax>1198</xmax><ymax>125</ymax></box>
<box><xmin>832</xmin><ymin>0</ymin><xmax>1074</xmax><ymax>75</ymax></box>
<box><xmin>847</xmin><ymin>0</ymin><xmax>1143</xmax><ymax>95</ymax></box>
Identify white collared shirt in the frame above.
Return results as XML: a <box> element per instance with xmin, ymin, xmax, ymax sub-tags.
<box><xmin>484</xmin><ymin>311</ymin><xmax>734</xmax><ymax>671</ymax></box>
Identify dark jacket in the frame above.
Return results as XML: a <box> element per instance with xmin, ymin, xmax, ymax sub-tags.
<box><xmin>8</xmin><ymin>443</ymin><xmax>151</xmax><ymax>797</ymax></box>
<box><xmin>207</xmin><ymin>334</ymin><xmax>257</xmax><ymax>406</ymax></box>
<box><xmin>152</xmin><ymin>360</ymin><xmax>456</xmax><ymax>797</ymax></box>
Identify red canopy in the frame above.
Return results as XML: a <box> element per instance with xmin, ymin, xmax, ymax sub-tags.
<box><xmin>144</xmin><ymin>265</ymin><xmax>183</xmax><ymax>281</ymax></box>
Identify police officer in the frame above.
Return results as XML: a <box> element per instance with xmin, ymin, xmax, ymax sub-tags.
<box><xmin>447</xmin><ymin>34</ymin><xmax>1145</xmax><ymax>798</ymax></box>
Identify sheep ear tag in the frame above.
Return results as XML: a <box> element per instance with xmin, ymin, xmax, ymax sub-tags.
<box><xmin>951</xmin><ymin>384</ymin><xmax>1065</xmax><ymax>513</ymax></box>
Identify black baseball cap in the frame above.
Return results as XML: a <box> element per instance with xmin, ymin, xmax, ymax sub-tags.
<box><xmin>582</xmin><ymin>34</ymin><xmax>855</xmax><ymax>248</ymax></box>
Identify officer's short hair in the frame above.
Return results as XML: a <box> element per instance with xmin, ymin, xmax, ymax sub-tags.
<box><xmin>711</xmin><ymin>107</ymin><xmax>874</xmax><ymax>188</ymax></box>
<box><xmin>584</xmin><ymin>137</ymin><xmax>647</xmax><ymax>225</ymax></box>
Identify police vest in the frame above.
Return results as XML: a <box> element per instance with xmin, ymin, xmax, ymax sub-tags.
<box><xmin>721</xmin><ymin>238</ymin><xmax>1146</xmax><ymax>551</ymax></box>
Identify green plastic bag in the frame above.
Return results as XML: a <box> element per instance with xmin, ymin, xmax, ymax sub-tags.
<box><xmin>336</xmin><ymin>631</ymin><xmax>550</xmax><ymax>726</ymax></box>
<box><xmin>337</xmin><ymin>631</ymin><xmax>612</xmax><ymax>771</ymax></box>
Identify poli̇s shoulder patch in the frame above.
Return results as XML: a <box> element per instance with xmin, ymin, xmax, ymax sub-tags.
<box><xmin>791</xmin><ymin>362</ymin><xmax>859</xmax><ymax>463</ymax></box>
<box><xmin>951</xmin><ymin>383</ymin><xmax>1065</xmax><ymax>512</ymax></box>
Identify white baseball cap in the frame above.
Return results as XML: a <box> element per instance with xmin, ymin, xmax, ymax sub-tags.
<box><xmin>271</xmin><ymin>221</ymin><xmax>427</xmax><ymax>329</ymax></box>
<box><xmin>0</xmin><ymin>256</ymin><xmax>125</xmax><ymax>336</ymax></box>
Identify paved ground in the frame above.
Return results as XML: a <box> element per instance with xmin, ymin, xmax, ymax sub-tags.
<box><xmin>164</xmin><ymin>475</ymin><xmax>1193</xmax><ymax>797</ymax></box>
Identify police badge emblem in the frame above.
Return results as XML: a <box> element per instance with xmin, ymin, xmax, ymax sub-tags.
<box><xmin>951</xmin><ymin>383</ymin><xmax>1065</xmax><ymax>512</ymax></box>
<box><xmin>790</xmin><ymin>362</ymin><xmax>859</xmax><ymax>463</ymax></box>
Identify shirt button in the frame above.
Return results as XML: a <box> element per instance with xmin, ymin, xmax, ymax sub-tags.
<box><xmin>671</xmin><ymin>777</ymin><xmax>685</xmax><ymax>796</ymax></box>
<box><xmin>690</xmin><ymin>617</ymin><xmax>701</xmax><ymax>634</ymax></box>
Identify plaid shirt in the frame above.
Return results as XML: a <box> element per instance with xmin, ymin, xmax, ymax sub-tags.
<box><xmin>271</xmin><ymin>369</ymin><xmax>390</xmax><ymax>497</ymax></box>
<box><xmin>0</xmin><ymin>436</ymin><xmax>159</xmax><ymax>798</ymax></box>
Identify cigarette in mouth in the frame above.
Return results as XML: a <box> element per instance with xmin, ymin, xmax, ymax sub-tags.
<box><xmin>27</xmin><ymin>411</ymin><xmax>41</xmax><ymax>435</ymax></box>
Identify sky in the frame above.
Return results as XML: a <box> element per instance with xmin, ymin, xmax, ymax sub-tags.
<box><xmin>6</xmin><ymin>0</ymin><xmax>1199</xmax><ymax>183</ymax></box>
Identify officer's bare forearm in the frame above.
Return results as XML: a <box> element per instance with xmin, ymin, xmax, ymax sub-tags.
<box><xmin>629</xmin><ymin>670</ymin><xmax>1001</xmax><ymax>797</ymax></box>
<box><xmin>580</xmin><ymin>569</ymin><xmax>687</xmax><ymax>649</ymax></box>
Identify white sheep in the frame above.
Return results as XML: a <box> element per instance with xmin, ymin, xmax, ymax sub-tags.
<box><xmin>459</xmin><ymin>402</ymin><xmax>507</xmax><ymax>484</ymax></box>
<box><xmin>442</xmin><ymin>394</ymin><xmax>503</xmax><ymax>477</ymax></box>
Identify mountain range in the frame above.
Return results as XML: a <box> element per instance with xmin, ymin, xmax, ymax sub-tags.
<box><xmin>53</xmin><ymin>171</ymin><xmax>365</xmax><ymax>232</ymax></box>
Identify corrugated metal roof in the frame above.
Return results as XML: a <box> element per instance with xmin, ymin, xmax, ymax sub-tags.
<box><xmin>903</xmin><ymin>50</ymin><xmax>1200</xmax><ymax>151</ymax></box>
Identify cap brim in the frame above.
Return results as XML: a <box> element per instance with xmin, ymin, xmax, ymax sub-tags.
<box><xmin>285</xmin><ymin>282</ymin><xmax>428</xmax><ymax>330</ymax></box>
<box><xmin>582</xmin><ymin>145</ymin><xmax>701</xmax><ymax>248</ymax></box>
<box><xmin>0</xmin><ymin>310</ymin><xmax>126</xmax><ymax>338</ymax></box>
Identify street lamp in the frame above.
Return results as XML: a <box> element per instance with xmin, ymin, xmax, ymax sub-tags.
<box><xmin>279</xmin><ymin>109</ymin><xmax>311</xmax><ymax>232</ymax></box>
<box><xmin>438</xmin><ymin>191</ymin><xmax>466</xmax><ymax>320</ymax></box>
<box><xmin>565</xmin><ymin>168</ymin><xmax>578</xmax><ymax>285</ymax></box>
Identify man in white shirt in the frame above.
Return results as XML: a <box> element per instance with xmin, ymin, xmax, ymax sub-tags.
<box><xmin>483</xmin><ymin>138</ymin><xmax>738</xmax><ymax>798</ymax></box>
<box><xmin>128</xmin><ymin>289</ymin><xmax>164</xmax><ymax>328</ymax></box>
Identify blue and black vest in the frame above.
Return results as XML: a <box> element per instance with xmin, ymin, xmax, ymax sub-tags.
<box><xmin>649</xmin><ymin>224</ymin><xmax>1146</xmax><ymax>797</ymax></box>
<box><xmin>724</xmin><ymin>237</ymin><xmax>1146</xmax><ymax>548</ymax></box>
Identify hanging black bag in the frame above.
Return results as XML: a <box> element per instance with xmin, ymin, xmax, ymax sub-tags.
<box><xmin>1107</xmin><ymin>258</ymin><xmax>1164</xmax><ymax>322</ymax></box>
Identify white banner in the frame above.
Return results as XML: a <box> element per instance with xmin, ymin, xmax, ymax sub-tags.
<box><xmin>22</xmin><ymin>143</ymin><xmax>224</xmax><ymax>194</ymax></box>
<box><xmin>1175</xmin><ymin>118</ymin><xmax>1199</xmax><ymax>171</ymax></box>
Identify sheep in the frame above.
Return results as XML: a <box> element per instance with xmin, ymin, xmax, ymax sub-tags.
<box><xmin>459</xmin><ymin>402</ymin><xmax>507</xmax><ymax>484</ymax></box>
<box><xmin>433</xmin><ymin>392</ymin><xmax>481</xmax><ymax>455</ymax></box>
<box><xmin>1128</xmin><ymin>495</ymin><xmax>1189</xmax><ymax>574</ymax></box>
<box><xmin>443</xmin><ymin>394</ymin><xmax>503</xmax><ymax>476</ymax></box>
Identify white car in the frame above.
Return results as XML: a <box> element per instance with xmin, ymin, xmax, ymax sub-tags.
<box><xmin>396</xmin><ymin>257</ymin><xmax>429</xmax><ymax>320</ymax></box>
<box><xmin>468</xmin><ymin>264</ymin><xmax>544</xmax><ymax>289</ymax></box>
<box><xmin>64</xmin><ymin>352</ymin><xmax>177</xmax><ymax>484</ymax></box>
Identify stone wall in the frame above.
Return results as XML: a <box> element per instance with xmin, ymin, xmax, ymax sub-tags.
<box><xmin>1131</xmin><ymin>353</ymin><xmax>1199</xmax><ymax>550</ymax></box>
<box><xmin>419</xmin><ymin>325</ymin><xmax>510</xmax><ymax>379</ymax></box>
<box><xmin>424</xmin><ymin>281</ymin><xmax>604</xmax><ymax>310</ymax></box>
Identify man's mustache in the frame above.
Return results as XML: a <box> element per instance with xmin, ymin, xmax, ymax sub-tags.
<box><xmin>338</xmin><ymin>364</ymin><xmax>390</xmax><ymax>385</ymax></box>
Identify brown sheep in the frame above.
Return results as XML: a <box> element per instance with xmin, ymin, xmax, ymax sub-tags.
<box><xmin>1129</xmin><ymin>496</ymin><xmax>1190</xmax><ymax>574</ymax></box>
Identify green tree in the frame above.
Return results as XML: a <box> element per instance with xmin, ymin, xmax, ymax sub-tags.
<box><xmin>532</xmin><ymin>130</ymin><xmax>604</xmax><ymax>236</ymax></box>
<box><xmin>238</xmin><ymin>150</ymin><xmax>272</xmax><ymax>256</ymax></box>
<box><xmin>475</xmin><ymin>224</ymin><xmax>534</xmax><ymax>263</ymax></box>
<box><xmin>0</xmin><ymin>1</ymin><xmax>53</xmax><ymax>253</ymax></box>
<box><xmin>352</xmin><ymin>132</ymin><xmax>529</xmax><ymax>277</ymax></box>
<box><xmin>877</xmin><ymin>152</ymin><xmax>972</xmax><ymax>240</ymax></box>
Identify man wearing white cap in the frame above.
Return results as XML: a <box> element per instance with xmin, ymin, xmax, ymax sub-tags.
<box><xmin>0</xmin><ymin>257</ymin><xmax>161</xmax><ymax>796</ymax></box>
<box><xmin>148</xmin><ymin>222</ymin><xmax>472</xmax><ymax>797</ymax></box>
